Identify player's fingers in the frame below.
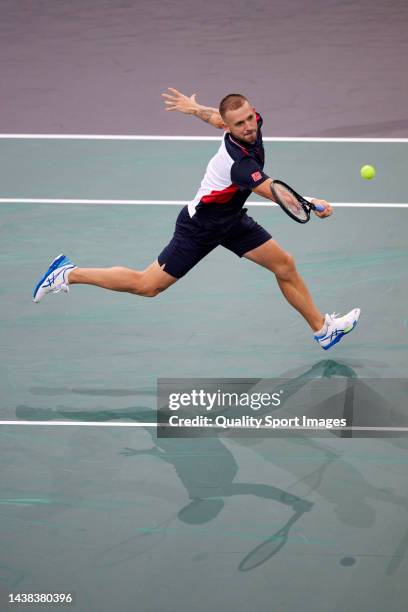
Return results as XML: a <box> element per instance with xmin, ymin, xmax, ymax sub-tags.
<box><xmin>167</xmin><ymin>87</ymin><xmax>182</xmax><ymax>95</ymax></box>
<box><xmin>316</xmin><ymin>206</ymin><xmax>332</xmax><ymax>218</ymax></box>
<box><xmin>313</xmin><ymin>199</ymin><xmax>331</xmax><ymax>217</ymax></box>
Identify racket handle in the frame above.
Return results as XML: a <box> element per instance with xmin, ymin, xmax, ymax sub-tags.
<box><xmin>305</xmin><ymin>197</ymin><xmax>325</xmax><ymax>213</ymax></box>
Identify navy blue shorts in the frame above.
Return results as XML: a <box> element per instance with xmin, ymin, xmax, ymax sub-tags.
<box><xmin>158</xmin><ymin>206</ymin><xmax>272</xmax><ymax>278</ymax></box>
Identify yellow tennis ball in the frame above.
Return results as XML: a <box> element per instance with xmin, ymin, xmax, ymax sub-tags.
<box><xmin>360</xmin><ymin>164</ymin><xmax>376</xmax><ymax>180</ymax></box>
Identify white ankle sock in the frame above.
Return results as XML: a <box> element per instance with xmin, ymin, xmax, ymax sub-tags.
<box><xmin>315</xmin><ymin>315</ymin><xmax>328</xmax><ymax>336</ymax></box>
<box><xmin>63</xmin><ymin>265</ymin><xmax>76</xmax><ymax>285</ymax></box>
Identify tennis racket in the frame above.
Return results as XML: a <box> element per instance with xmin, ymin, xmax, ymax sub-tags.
<box><xmin>271</xmin><ymin>180</ymin><xmax>325</xmax><ymax>224</ymax></box>
<box><xmin>238</xmin><ymin>499</ymin><xmax>313</xmax><ymax>571</ymax></box>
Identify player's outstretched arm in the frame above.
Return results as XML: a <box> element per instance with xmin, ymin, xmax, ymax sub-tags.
<box><xmin>161</xmin><ymin>87</ymin><xmax>225</xmax><ymax>129</ymax></box>
<box><xmin>253</xmin><ymin>179</ymin><xmax>332</xmax><ymax>218</ymax></box>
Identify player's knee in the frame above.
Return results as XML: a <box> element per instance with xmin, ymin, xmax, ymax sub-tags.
<box><xmin>116</xmin><ymin>268</ymin><xmax>154</xmax><ymax>297</ymax></box>
<box><xmin>139</xmin><ymin>286</ymin><xmax>162</xmax><ymax>298</ymax></box>
<box><xmin>275</xmin><ymin>252</ymin><xmax>296</xmax><ymax>280</ymax></box>
<box><xmin>129</xmin><ymin>281</ymin><xmax>159</xmax><ymax>297</ymax></box>
<box><xmin>135</xmin><ymin>275</ymin><xmax>167</xmax><ymax>298</ymax></box>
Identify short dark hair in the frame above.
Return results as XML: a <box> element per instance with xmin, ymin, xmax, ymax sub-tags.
<box><xmin>219</xmin><ymin>94</ymin><xmax>249</xmax><ymax>119</ymax></box>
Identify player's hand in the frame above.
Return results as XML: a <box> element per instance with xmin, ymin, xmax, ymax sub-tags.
<box><xmin>161</xmin><ymin>87</ymin><xmax>199</xmax><ymax>115</ymax></box>
<box><xmin>312</xmin><ymin>199</ymin><xmax>332</xmax><ymax>218</ymax></box>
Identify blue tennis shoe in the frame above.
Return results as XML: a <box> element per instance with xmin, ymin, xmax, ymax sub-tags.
<box><xmin>314</xmin><ymin>308</ymin><xmax>361</xmax><ymax>350</ymax></box>
<box><xmin>33</xmin><ymin>254</ymin><xmax>76</xmax><ymax>303</ymax></box>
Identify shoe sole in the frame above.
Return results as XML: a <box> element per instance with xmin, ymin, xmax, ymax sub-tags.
<box><xmin>32</xmin><ymin>253</ymin><xmax>67</xmax><ymax>302</ymax></box>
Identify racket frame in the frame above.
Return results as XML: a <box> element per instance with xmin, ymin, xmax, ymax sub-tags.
<box><xmin>271</xmin><ymin>179</ymin><xmax>320</xmax><ymax>224</ymax></box>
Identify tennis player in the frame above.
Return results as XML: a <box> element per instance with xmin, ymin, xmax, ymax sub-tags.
<box><xmin>33</xmin><ymin>88</ymin><xmax>360</xmax><ymax>349</ymax></box>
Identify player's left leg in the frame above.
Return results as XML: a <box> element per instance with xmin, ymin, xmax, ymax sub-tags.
<box><xmin>243</xmin><ymin>238</ymin><xmax>324</xmax><ymax>332</ymax></box>
<box><xmin>32</xmin><ymin>254</ymin><xmax>178</xmax><ymax>302</ymax></box>
<box><xmin>32</xmin><ymin>206</ymin><xmax>217</xmax><ymax>303</ymax></box>
<box><xmin>68</xmin><ymin>260</ymin><xmax>177</xmax><ymax>296</ymax></box>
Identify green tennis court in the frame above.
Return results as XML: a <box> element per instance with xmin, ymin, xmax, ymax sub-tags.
<box><xmin>1</xmin><ymin>136</ymin><xmax>408</xmax><ymax>611</ymax></box>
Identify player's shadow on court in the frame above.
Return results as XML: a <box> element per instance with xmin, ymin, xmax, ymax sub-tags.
<box><xmin>228</xmin><ymin>360</ymin><xmax>408</xmax><ymax>522</ymax></box>
<box><xmin>117</xmin><ymin>413</ymin><xmax>314</xmax><ymax>571</ymax></box>
<box><xmin>15</xmin><ymin>359</ymin><xmax>408</xmax><ymax>571</ymax></box>
<box><xmin>16</xmin><ymin>398</ymin><xmax>314</xmax><ymax>571</ymax></box>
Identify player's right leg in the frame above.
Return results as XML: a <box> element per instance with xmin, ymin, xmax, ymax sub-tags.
<box><xmin>242</xmin><ymin>238</ymin><xmax>360</xmax><ymax>350</ymax></box>
<box><xmin>33</xmin><ymin>255</ymin><xmax>177</xmax><ymax>302</ymax></box>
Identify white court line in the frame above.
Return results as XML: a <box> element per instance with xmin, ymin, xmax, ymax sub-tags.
<box><xmin>0</xmin><ymin>199</ymin><xmax>407</xmax><ymax>208</ymax></box>
<box><xmin>0</xmin><ymin>134</ymin><xmax>408</xmax><ymax>143</ymax></box>
<box><xmin>1</xmin><ymin>420</ymin><xmax>408</xmax><ymax>432</ymax></box>
<box><xmin>0</xmin><ymin>421</ymin><xmax>155</xmax><ymax>427</ymax></box>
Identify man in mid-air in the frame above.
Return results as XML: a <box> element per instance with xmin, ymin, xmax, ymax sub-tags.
<box><xmin>33</xmin><ymin>88</ymin><xmax>360</xmax><ymax>349</ymax></box>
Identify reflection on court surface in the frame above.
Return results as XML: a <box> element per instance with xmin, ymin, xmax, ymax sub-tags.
<box><xmin>0</xmin><ymin>137</ymin><xmax>407</xmax><ymax>612</ymax></box>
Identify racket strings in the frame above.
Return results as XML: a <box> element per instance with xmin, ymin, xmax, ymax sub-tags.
<box><xmin>273</xmin><ymin>183</ymin><xmax>308</xmax><ymax>221</ymax></box>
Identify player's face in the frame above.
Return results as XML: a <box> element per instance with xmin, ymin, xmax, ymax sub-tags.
<box><xmin>223</xmin><ymin>101</ymin><xmax>258</xmax><ymax>144</ymax></box>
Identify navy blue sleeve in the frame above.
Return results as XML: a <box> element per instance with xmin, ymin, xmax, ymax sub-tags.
<box><xmin>231</xmin><ymin>157</ymin><xmax>270</xmax><ymax>190</ymax></box>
